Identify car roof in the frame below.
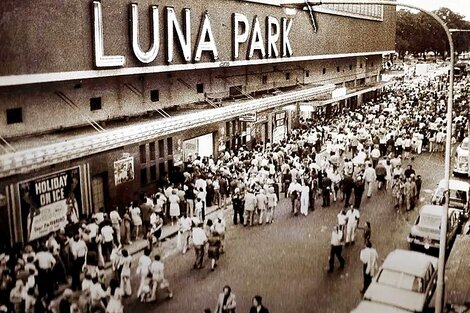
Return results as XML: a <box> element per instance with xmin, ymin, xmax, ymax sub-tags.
<box><xmin>437</xmin><ymin>179</ymin><xmax>469</xmax><ymax>191</ymax></box>
<box><xmin>419</xmin><ymin>204</ymin><xmax>445</xmax><ymax>217</ymax></box>
<box><xmin>382</xmin><ymin>249</ymin><xmax>438</xmax><ymax>278</ymax></box>
<box><xmin>351</xmin><ymin>301</ymin><xmax>412</xmax><ymax>313</ymax></box>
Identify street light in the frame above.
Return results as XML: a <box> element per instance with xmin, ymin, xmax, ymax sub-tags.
<box><xmin>280</xmin><ymin>1</ymin><xmax>454</xmax><ymax>312</ymax></box>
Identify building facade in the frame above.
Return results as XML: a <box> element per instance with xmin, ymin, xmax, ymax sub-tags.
<box><xmin>0</xmin><ymin>0</ymin><xmax>395</xmax><ymax>247</ymax></box>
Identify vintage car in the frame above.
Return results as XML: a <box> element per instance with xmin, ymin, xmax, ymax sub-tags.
<box><xmin>431</xmin><ymin>179</ymin><xmax>469</xmax><ymax>217</ymax></box>
<box><xmin>453</xmin><ymin>137</ymin><xmax>469</xmax><ymax>177</ymax></box>
<box><xmin>407</xmin><ymin>205</ymin><xmax>461</xmax><ymax>251</ymax></box>
<box><xmin>350</xmin><ymin>300</ymin><xmax>413</xmax><ymax>313</ymax></box>
<box><xmin>362</xmin><ymin>249</ymin><xmax>438</xmax><ymax>313</ymax></box>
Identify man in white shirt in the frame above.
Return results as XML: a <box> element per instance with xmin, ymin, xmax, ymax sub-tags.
<box><xmin>192</xmin><ymin>222</ymin><xmax>208</xmax><ymax>269</ymax></box>
<box><xmin>328</xmin><ymin>226</ymin><xmax>345</xmax><ymax>273</ymax></box>
<box><xmin>360</xmin><ymin>241</ymin><xmax>379</xmax><ymax>293</ymax></box>
<box><xmin>345</xmin><ymin>207</ymin><xmax>360</xmax><ymax>245</ymax></box>
<box><xmin>363</xmin><ymin>163</ymin><xmax>377</xmax><ymax>198</ymax></box>
<box><xmin>70</xmin><ymin>234</ymin><xmax>87</xmax><ymax>290</ymax></box>
<box><xmin>179</xmin><ymin>214</ymin><xmax>192</xmax><ymax>254</ymax></box>
<box><xmin>35</xmin><ymin>245</ymin><xmax>56</xmax><ymax>296</ymax></box>
<box><xmin>109</xmin><ymin>207</ymin><xmax>122</xmax><ymax>245</ymax></box>
<box><xmin>101</xmin><ymin>224</ymin><xmax>114</xmax><ymax>262</ymax></box>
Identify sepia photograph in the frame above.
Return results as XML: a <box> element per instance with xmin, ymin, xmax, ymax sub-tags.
<box><xmin>1</xmin><ymin>0</ymin><xmax>470</xmax><ymax>312</ymax></box>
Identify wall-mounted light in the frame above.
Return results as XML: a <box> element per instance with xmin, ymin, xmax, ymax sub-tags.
<box><xmin>283</xmin><ymin>7</ymin><xmax>298</xmax><ymax>16</ymax></box>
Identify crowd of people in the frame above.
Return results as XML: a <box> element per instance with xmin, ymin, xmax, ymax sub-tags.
<box><xmin>0</xmin><ymin>71</ymin><xmax>468</xmax><ymax>313</ymax></box>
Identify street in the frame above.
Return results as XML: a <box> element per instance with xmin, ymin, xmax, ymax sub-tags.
<box><xmin>120</xmin><ymin>151</ymin><xmax>448</xmax><ymax>313</ymax></box>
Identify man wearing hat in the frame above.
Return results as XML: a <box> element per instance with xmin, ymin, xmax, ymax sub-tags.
<box><xmin>232</xmin><ymin>188</ymin><xmax>244</xmax><ymax>225</ymax></box>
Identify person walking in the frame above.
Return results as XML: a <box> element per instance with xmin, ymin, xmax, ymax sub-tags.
<box><xmin>300</xmin><ymin>181</ymin><xmax>310</xmax><ymax>216</ymax></box>
<box><xmin>214</xmin><ymin>285</ymin><xmax>237</xmax><ymax>313</ymax></box>
<box><xmin>266</xmin><ymin>187</ymin><xmax>278</xmax><ymax>223</ymax></box>
<box><xmin>232</xmin><ymin>188</ymin><xmax>244</xmax><ymax>225</ymax></box>
<box><xmin>321</xmin><ymin>173</ymin><xmax>332</xmax><ymax>208</ymax></box>
<box><xmin>207</xmin><ymin>229</ymin><xmax>222</xmax><ymax>272</ymax></box>
<box><xmin>70</xmin><ymin>234</ymin><xmax>87</xmax><ymax>291</ymax></box>
<box><xmin>256</xmin><ymin>189</ymin><xmax>268</xmax><ymax>225</ymax></box>
<box><xmin>148</xmin><ymin>254</ymin><xmax>173</xmax><ymax>302</ymax></box>
<box><xmin>106</xmin><ymin>279</ymin><xmax>124</xmax><ymax>313</ymax></box>
<box><xmin>249</xmin><ymin>295</ymin><xmax>270</xmax><ymax>313</ymax></box>
<box><xmin>243</xmin><ymin>189</ymin><xmax>257</xmax><ymax>227</ymax></box>
<box><xmin>119</xmin><ymin>249</ymin><xmax>132</xmax><ymax>297</ymax></box>
<box><xmin>342</xmin><ymin>175</ymin><xmax>354</xmax><ymax>207</ymax></box>
<box><xmin>179</xmin><ymin>214</ymin><xmax>192</xmax><ymax>254</ymax></box>
<box><xmin>169</xmin><ymin>189</ymin><xmax>181</xmax><ymax>226</ymax></box>
<box><xmin>353</xmin><ymin>175</ymin><xmax>365</xmax><ymax>209</ymax></box>
<box><xmin>136</xmin><ymin>248</ymin><xmax>152</xmax><ymax>299</ymax></box>
<box><xmin>345</xmin><ymin>206</ymin><xmax>360</xmax><ymax>245</ymax></box>
<box><xmin>192</xmin><ymin>221</ymin><xmax>208</xmax><ymax>270</ymax></box>
<box><xmin>328</xmin><ymin>225</ymin><xmax>345</xmax><ymax>273</ymax></box>
<box><xmin>359</xmin><ymin>241</ymin><xmax>379</xmax><ymax>293</ymax></box>
<box><xmin>109</xmin><ymin>207</ymin><xmax>122</xmax><ymax>245</ymax></box>
<box><xmin>363</xmin><ymin>163</ymin><xmax>376</xmax><ymax>198</ymax></box>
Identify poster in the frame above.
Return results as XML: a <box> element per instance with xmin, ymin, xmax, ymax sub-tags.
<box><xmin>18</xmin><ymin>167</ymin><xmax>82</xmax><ymax>242</ymax></box>
<box><xmin>114</xmin><ymin>156</ymin><xmax>135</xmax><ymax>185</ymax></box>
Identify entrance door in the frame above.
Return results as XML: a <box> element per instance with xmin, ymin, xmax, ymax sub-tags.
<box><xmin>91</xmin><ymin>174</ymin><xmax>106</xmax><ymax>213</ymax></box>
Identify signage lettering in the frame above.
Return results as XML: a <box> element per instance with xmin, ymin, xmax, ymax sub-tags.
<box><xmin>92</xmin><ymin>2</ymin><xmax>294</xmax><ymax>68</ymax></box>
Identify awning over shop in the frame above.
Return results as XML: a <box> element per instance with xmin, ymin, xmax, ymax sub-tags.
<box><xmin>313</xmin><ymin>81</ymin><xmax>391</xmax><ymax>107</ymax></box>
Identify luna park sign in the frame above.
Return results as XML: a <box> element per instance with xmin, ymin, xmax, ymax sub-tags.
<box><xmin>92</xmin><ymin>1</ymin><xmax>296</xmax><ymax>68</ymax></box>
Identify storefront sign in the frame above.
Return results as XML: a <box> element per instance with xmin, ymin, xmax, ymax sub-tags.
<box><xmin>93</xmin><ymin>1</ymin><xmax>293</xmax><ymax>68</ymax></box>
<box><xmin>18</xmin><ymin>167</ymin><xmax>82</xmax><ymax>242</ymax></box>
<box><xmin>240</xmin><ymin>112</ymin><xmax>257</xmax><ymax>122</ymax></box>
<box><xmin>114</xmin><ymin>156</ymin><xmax>135</xmax><ymax>185</ymax></box>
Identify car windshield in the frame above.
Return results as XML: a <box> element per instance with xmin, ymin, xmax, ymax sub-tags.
<box><xmin>377</xmin><ymin>269</ymin><xmax>424</xmax><ymax>293</ymax></box>
<box><xmin>418</xmin><ymin>214</ymin><xmax>441</xmax><ymax>230</ymax></box>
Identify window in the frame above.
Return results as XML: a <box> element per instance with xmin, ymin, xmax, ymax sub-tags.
<box><xmin>139</xmin><ymin>145</ymin><xmax>146</xmax><ymax>164</ymax></box>
<box><xmin>159</xmin><ymin>162</ymin><xmax>166</xmax><ymax>177</ymax></box>
<box><xmin>226</xmin><ymin>121</ymin><xmax>231</xmax><ymax>136</ymax></box>
<box><xmin>262</xmin><ymin>75</ymin><xmax>268</xmax><ymax>85</ymax></box>
<box><xmin>349</xmin><ymin>64</ymin><xmax>353</xmax><ymax>70</ymax></box>
<box><xmin>150</xmin><ymin>89</ymin><xmax>160</xmax><ymax>102</ymax></box>
<box><xmin>140</xmin><ymin>168</ymin><xmax>148</xmax><ymax>185</ymax></box>
<box><xmin>149</xmin><ymin>142</ymin><xmax>156</xmax><ymax>161</ymax></box>
<box><xmin>6</xmin><ymin>108</ymin><xmax>22</xmax><ymax>124</ymax></box>
<box><xmin>336</xmin><ymin>66</ymin><xmax>340</xmax><ymax>72</ymax></box>
<box><xmin>167</xmin><ymin>138</ymin><xmax>173</xmax><ymax>155</ymax></box>
<box><xmin>196</xmin><ymin>83</ymin><xmax>204</xmax><ymax>94</ymax></box>
<box><xmin>90</xmin><ymin>97</ymin><xmax>102</xmax><ymax>111</ymax></box>
<box><xmin>158</xmin><ymin>140</ymin><xmax>164</xmax><ymax>158</ymax></box>
<box><xmin>150</xmin><ymin>164</ymin><xmax>157</xmax><ymax>181</ymax></box>
<box><xmin>371</xmin><ymin>61</ymin><xmax>374</xmax><ymax>67</ymax></box>
<box><xmin>322</xmin><ymin>68</ymin><xmax>326</xmax><ymax>75</ymax></box>
<box><xmin>305</xmin><ymin>70</ymin><xmax>310</xmax><ymax>77</ymax></box>
<box><xmin>285</xmin><ymin>72</ymin><xmax>291</xmax><ymax>80</ymax></box>
<box><xmin>360</xmin><ymin>63</ymin><xmax>363</xmax><ymax>69</ymax></box>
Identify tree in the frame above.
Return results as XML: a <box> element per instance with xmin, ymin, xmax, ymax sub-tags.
<box><xmin>395</xmin><ymin>7</ymin><xmax>470</xmax><ymax>59</ymax></box>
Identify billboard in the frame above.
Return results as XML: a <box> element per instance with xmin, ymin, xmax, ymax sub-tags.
<box><xmin>18</xmin><ymin>167</ymin><xmax>82</xmax><ymax>242</ymax></box>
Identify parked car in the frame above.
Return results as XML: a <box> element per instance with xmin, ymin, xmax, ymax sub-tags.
<box><xmin>407</xmin><ymin>205</ymin><xmax>461</xmax><ymax>251</ymax></box>
<box><xmin>432</xmin><ymin>179</ymin><xmax>469</xmax><ymax>217</ymax></box>
<box><xmin>362</xmin><ymin>249</ymin><xmax>438</xmax><ymax>313</ymax></box>
<box><xmin>453</xmin><ymin>138</ymin><xmax>469</xmax><ymax>177</ymax></box>
<box><xmin>351</xmin><ymin>300</ymin><xmax>413</xmax><ymax>313</ymax></box>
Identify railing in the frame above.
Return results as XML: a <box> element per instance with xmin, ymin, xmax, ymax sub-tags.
<box><xmin>0</xmin><ymin>84</ymin><xmax>335</xmax><ymax>178</ymax></box>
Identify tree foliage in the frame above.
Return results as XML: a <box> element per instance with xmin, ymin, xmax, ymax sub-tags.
<box><xmin>396</xmin><ymin>7</ymin><xmax>470</xmax><ymax>59</ymax></box>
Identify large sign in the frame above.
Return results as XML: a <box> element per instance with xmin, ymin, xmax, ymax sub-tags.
<box><xmin>18</xmin><ymin>167</ymin><xmax>82</xmax><ymax>242</ymax></box>
<box><xmin>93</xmin><ymin>2</ymin><xmax>293</xmax><ymax>68</ymax></box>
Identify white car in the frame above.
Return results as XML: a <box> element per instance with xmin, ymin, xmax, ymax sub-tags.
<box><xmin>351</xmin><ymin>301</ymin><xmax>412</xmax><ymax>313</ymax></box>
<box><xmin>407</xmin><ymin>205</ymin><xmax>461</xmax><ymax>251</ymax></box>
<box><xmin>431</xmin><ymin>179</ymin><xmax>469</xmax><ymax>216</ymax></box>
<box><xmin>453</xmin><ymin>138</ymin><xmax>469</xmax><ymax>176</ymax></box>
<box><xmin>363</xmin><ymin>249</ymin><xmax>438</xmax><ymax>313</ymax></box>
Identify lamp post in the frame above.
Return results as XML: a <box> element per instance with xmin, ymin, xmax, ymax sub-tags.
<box><xmin>280</xmin><ymin>1</ymin><xmax>454</xmax><ymax>312</ymax></box>
<box><xmin>449</xmin><ymin>29</ymin><xmax>470</xmax><ymax>178</ymax></box>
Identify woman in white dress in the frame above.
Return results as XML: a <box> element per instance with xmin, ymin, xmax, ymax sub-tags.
<box><xmin>130</xmin><ymin>201</ymin><xmax>142</xmax><ymax>240</ymax></box>
<box><xmin>169</xmin><ymin>190</ymin><xmax>180</xmax><ymax>226</ymax></box>
<box><xmin>136</xmin><ymin>248</ymin><xmax>152</xmax><ymax>301</ymax></box>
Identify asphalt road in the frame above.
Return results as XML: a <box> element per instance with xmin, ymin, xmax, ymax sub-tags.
<box><xmin>120</xmin><ymin>151</ymin><xmax>448</xmax><ymax>313</ymax></box>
